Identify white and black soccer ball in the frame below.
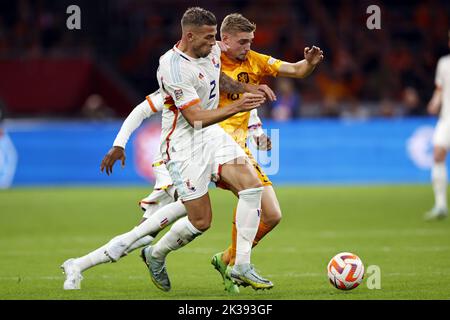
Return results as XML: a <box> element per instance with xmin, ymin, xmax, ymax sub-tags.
<box><xmin>327</xmin><ymin>252</ymin><xmax>364</xmax><ymax>290</ymax></box>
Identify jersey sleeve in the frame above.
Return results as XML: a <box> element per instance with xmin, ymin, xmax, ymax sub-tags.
<box><xmin>253</xmin><ymin>51</ymin><xmax>283</xmax><ymax>77</ymax></box>
<box><xmin>145</xmin><ymin>90</ymin><xmax>164</xmax><ymax>113</ymax></box>
<box><xmin>112</xmin><ymin>91</ymin><xmax>162</xmax><ymax>148</ymax></box>
<box><xmin>160</xmin><ymin>62</ymin><xmax>201</xmax><ymax>110</ymax></box>
<box><xmin>435</xmin><ymin>58</ymin><xmax>444</xmax><ymax>88</ymax></box>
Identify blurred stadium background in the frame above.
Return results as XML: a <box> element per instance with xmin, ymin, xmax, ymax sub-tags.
<box><xmin>1</xmin><ymin>0</ymin><xmax>450</xmax><ymax>186</ymax></box>
<box><xmin>1</xmin><ymin>0</ymin><xmax>450</xmax><ymax>300</ymax></box>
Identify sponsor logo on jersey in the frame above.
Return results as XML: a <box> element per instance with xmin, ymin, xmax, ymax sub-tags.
<box><xmin>174</xmin><ymin>89</ymin><xmax>183</xmax><ymax>101</ymax></box>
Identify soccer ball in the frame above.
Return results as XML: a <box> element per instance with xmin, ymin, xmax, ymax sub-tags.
<box><xmin>327</xmin><ymin>252</ymin><xmax>364</xmax><ymax>290</ymax></box>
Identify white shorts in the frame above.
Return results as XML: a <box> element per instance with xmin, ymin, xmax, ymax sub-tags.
<box><xmin>166</xmin><ymin>132</ymin><xmax>247</xmax><ymax>202</ymax></box>
<box><xmin>433</xmin><ymin>119</ymin><xmax>450</xmax><ymax>149</ymax></box>
<box><xmin>139</xmin><ymin>160</ymin><xmax>176</xmax><ymax>219</ymax></box>
<box><xmin>140</xmin><ymin>188</ymin><xmax>176</xmax><ymax>219</ymax></box>
<box><xmin>152</xmin><ymin>161</ymin><xmax>174</xmax><ymax>190</ymax></box>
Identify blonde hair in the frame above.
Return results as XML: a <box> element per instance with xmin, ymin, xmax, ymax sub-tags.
<box><xmin>220</xmin><ymin>13</ymin><xmax>256</xmax><ymax>37</ymax></box>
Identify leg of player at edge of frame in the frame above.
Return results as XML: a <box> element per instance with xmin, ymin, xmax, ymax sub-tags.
<box><xmin>60</xmin><ymin>187</ymin><xmax>186</xmax><ymax>290</ymax></box>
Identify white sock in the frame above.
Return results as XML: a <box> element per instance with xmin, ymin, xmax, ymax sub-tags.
<box><xmin>235</xmin><ymin>187</ymin><xmax>263</xmax><ymax>266</ymax></box>
<box><xmin>432</xmin><ymin>162</ymin><xmax>448</xmax><ymax>209</ymax></box>
<box><xmin>74</xmin><ymin>233</ymin><xmax>155</xmax><ymax>272</ymax></box>
<box><xmin>74</xmin><ymin>235</ymin><xmax>122</xmax><ymax>272</ymax></box>
<box><xmin>151</xmin><ymin>216</ymin><xmax>202</xmax><ymax>261</ymax></box>
<box><xmin>125</xmin><ymin>235</ymin><xmax>154</xmax><ymax>254</ymax></box>
<box><xmin>119</xmin><ymin>200</ymin><xmax>187</xmax><ymax>249</ymax></box>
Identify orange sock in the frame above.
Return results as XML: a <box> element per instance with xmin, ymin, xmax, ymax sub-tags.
<box><xmin>221</xmin><ymin>208</ymin><xmax>237</xmax><ymax>265</ymax></box>
<box><xmin>228</xmin><ymin>213</ymin><xmax>275</xmax><ymax>266</ymax></box>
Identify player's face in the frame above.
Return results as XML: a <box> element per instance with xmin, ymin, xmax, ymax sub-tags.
<box><xmin>223</xmin><ymin>32</ymin><xmax>254</xmax><ymax>61</ymax></box>
<box><xmin>191</xmin><ymin>25</ymin><xmax>217</xmax><ymax>58</ymax></box>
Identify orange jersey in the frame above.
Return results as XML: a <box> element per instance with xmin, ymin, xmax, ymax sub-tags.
<box><xmin>219</xmin><ymin>50</ymin><xmax>283</xmax><ymax>148</ymax></box>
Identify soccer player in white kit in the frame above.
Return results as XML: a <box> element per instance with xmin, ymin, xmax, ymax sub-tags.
<box><xmin>60</xmin><ymin>92</ymin><xmax>187</xmax><ymax>290</ymax></box>
<box><xmin>425</xmin><ymin>30</ymin><xmax>450</xmax><ymax>221</ymax></box>
<box><xmin>63</xmin><ymin>7</ymin><xmax>274</xmax><ymax>292</ymax></box>
<box><xmin>60</xmin><ymin>88</ymin><xmax>267</xmax><ymax>290</ymax></box>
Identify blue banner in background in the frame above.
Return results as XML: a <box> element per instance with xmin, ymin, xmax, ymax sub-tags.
<box><xmin>258</xmin><ymin>118</ymin><xmax>438</xmax><ymax>184</ymax></box>
<box><xmin>1</xmin><ymin>118</ymin><xmax>441</xmax><ymax>187</ymax></box>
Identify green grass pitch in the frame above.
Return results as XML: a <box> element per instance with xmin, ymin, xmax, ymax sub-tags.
<box><xmin>0</xmin><ymin>185</ymin><xmax>449</xmax><ymax>300</ymax></box>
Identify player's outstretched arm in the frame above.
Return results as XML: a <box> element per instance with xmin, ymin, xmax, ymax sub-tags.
<box><xmin>427</xmin><ymin>86</ymin><xmax>442</xmax><ymax>115</ymax></box>
<box><xmin>278</xmin><ymin>46</ymin><xmax>324</xmax><ymax>78</ymax></box>
<box><xmin>181</xmin><ymin>93</ymin><xmax>265</xmax><ymax>128</ymax></box>
<box><xmin>100</xmin><ymin>93</ymin><xmax>163</xmax><ymax>175</ymax></box>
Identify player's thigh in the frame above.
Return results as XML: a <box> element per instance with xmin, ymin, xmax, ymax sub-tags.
<box><xmin>245</xmin><ymin>147</ymin><xmax>272</xmax><ymax>186</ymax></box>
<box><xmin>433</xmin><ymin>121</ymin><xmax>450</xmax><ymax>162</ymax></box>
<box><xmin>220</xmin><ymin>158</ymin><xmax>263</xmax><ymax>192</ymax></box>
<box><xmin>261</xmin><ymin>185</ymin><xmax>282</xmax><ymax>225</ymax></box>
<box><xmin>213</xmin><ymin>133</ymin><xmax>262</xmax><ymax>192</ymax></box>
<box><xmin>182</xmin><ymin>192</ymin><xmax>213</xmax><ymax>231</ymax></box>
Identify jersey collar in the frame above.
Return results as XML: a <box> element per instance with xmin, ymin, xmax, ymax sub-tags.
<box><xmin>173</xmin><ymin>42</ymin><xmax>198</xmax><ymax>62</ymax></box>
<box><xmin>220</xmin><ymin>51</ymin><xmax>245</xmax><ymax>67</ymax></box>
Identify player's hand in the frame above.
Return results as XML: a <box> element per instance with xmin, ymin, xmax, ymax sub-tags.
<box><xmin>257</xmin><ymin>84</ymin><xmax>277</xmax><ymax>102</ymax></box>
<box><xmin>100</xmin><ymin>146</ymin><xmax>126</xmax><ymax>176</ymax></box>
<box><xmin>255</xmin><ymin>133</ymin><xmax>272</xmax><ymax>151</ymax></box>
<box><xmin>304</xmin><ymin>46</ymin><xmax>324</xmax><ymax>66</ymax></box>
<box><xmin>237</xmin><ymin>92</ymin><xmax>266</xmax><ymax>112</ymax></box>
<box><xmin>246</xmin><ymin>84</ymin><xmax>276</xmax><ymax>102</ymax></box>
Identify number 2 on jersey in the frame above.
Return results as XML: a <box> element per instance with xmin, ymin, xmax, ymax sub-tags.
<box><xmin>209</xmin><ymin>80</ymin><xmax>216</xmax><ymax>100</ymax></box>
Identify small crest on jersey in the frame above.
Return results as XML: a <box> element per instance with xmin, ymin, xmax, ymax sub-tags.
<box><xmin>212</xmin><ymin>57</ymin><xmax>220</xmax><ymax>68</ymax></box>
<box><xmin>185</xmin><ymin>179</ymin><xmax>196</xmax><ymax>192</ymax></box>
<box><xmin>237</xmin><ymin>72</ymin><xmax>250</xmax><ymax>83</ymax></box>
<box><xmin>199</xmin><ymin>73</ymin><xmax>204</xmax><ymax>80</ymax></box>
<box><xmin>268</xmin><ymin>57</ymin><xmax>277</xmax><ymax>65</ymax></box>
<box><xmin>174</xmin><ymin>89</ymin><xmax>183</xmax><ymax>101</ymax></box>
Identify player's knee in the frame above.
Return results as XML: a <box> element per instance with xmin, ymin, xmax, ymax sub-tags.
<box><xmin>189</xmin><ymin>216</ymin><xmax>211</xmax><ymax>232</ymax></box>
<box><xmin>243</xmin><ymin>170</ymin><xmax>263</xmax><ymax>190</ymax></box>
<box><xmin>434</xmin><ymin>148</ymin><xmax>447</xmax><ymax>162</ymax></box>
<box><xmin>263</xmin><ymin>208</ymin><xmax>282</xmax><ymax>227</ymax></box>
<box><xmin>248</xmin><ymin>180</ymin><xmax>263</xmax><ymax>190</ymax></box>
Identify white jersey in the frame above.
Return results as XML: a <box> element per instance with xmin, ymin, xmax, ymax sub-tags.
<box><xmin>157</xmin><ymin>44</ymin><xmax>224</xmax><ymax>161</ymax></box>
<box><xmin>436</xmin><ymin>55</ymin><xmax>450</xmax><ymax>120</ymax></box>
